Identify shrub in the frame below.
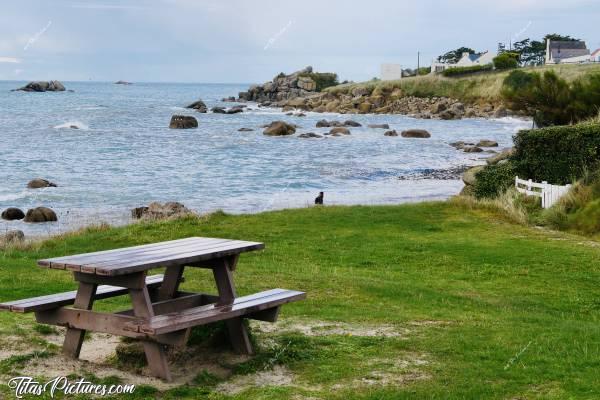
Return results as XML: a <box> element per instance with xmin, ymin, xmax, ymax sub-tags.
<box><xmin>502</xmin><ymin>70</ymin><xmax>600</xmax><ymax>127</ymax></box>
<box><xmin>493</xmin><ymin>53</ymin><xmax>519</xmax><ymax>70</ymax></box>
<box><xmin>417</xmin><ymin>67</ymin><xmax>431</xmax><ymax>75</ymax></box>
<box><xmin>473</xmin><ymin>162</ymin><xmax>517</xmax><ymax>199</ymax></box>
<box><xmin>512</xmin><ymin>122</ymin><xmax>600</xmax><ymax>184</ymax></box>
<box><xmin>299</xmin><ymin>72</ymin><xmax>339</xmax><ymax>92</ymax></box>
<box><xmin>442</xmin><ymin>64</ymin><xmax>493</xmax><ymax>77</ymax></box>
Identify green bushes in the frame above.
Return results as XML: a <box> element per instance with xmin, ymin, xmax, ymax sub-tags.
<box><xmin>502</xmin><ymin>70</ymin><xmax>600</xmax><ymax>126</ymax></box>
<box><xmin>473</xmin><ymin>162</ymin><xmax>517</xmax><ymax>199</ymax></box>
<box><xmin>299</xmin><ymin>72</ymin><xmax>339</xmax><ymax>92</ymax></box>
<box><xmin>493</xmin><ymin>53</ymin><xmax>519</xmax><ymax>70</ymax></box>
<box><xmin>512</xmin><ymin>122</ymin><xmax>600</xmax><ymax>184</ymax></box>
<box><xmin>442</xmin><ymin>64</ymin><xmax>493</xmax><ymax>77</ymax></box>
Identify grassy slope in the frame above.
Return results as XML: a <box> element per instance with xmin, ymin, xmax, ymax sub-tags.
<box><xmin>326</xmin><ymin>64</ymin><xmax>600</xmax><ymax>104</ymax></box>
<box><xmin>1</xmin><ymin>203</ymin><xmax>600</xmax><ymax>399</ymax></box>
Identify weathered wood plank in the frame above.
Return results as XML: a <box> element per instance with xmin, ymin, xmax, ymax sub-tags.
<box><xmin>0</xmin><ymin>275</ymin><xmax>165</xmax><ymax>313</ymax></box>
<box><xmin>38</xmin><ymin>237</ymin><xmax>201</xmax><ymax>268</ymax></box>
<box><xmin>87</xmin><ymin>241</ymin><xmax>264</xmax><ymax>276</ymax></box>
<box><xmin>64</xmin><ymin>239</ymin><xmax>234</xmax><ymax>271</ymax></box>
<box><xmin>63</xmin><ymin>282</ymin><xmax>97</xmax><ymax>359</ymax></box>
<box><xmin>132</xmin><ymin>289</ymin><xmax>306</xmax><ymax>335</ymax></box>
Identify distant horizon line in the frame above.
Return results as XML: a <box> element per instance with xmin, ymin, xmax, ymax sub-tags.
<box><xmin>0</xmin><ymin>79</ymin><xmax>255</xmax><ymax>85</ymax></box>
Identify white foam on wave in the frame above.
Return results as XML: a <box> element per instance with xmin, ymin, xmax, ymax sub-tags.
<box><xmin>0</xmin><ymin>191</ymin><xmax>29</xmax><ymax>202</ymax></box>
<box><xmin>53</xmin><ymin>121</ymin><xmax>89</xmax><ymax>130</ymax></box>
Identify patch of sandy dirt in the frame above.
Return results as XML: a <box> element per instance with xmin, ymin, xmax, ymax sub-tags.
<box><xmin>216</xmin><ymin>365</ymin><xmax>294</xmax><ymax>395</ymax></box>
<box><xmin>251</xmin><ymin>319</ymin><xmax>410</xmax><ymax>338</ymax></box>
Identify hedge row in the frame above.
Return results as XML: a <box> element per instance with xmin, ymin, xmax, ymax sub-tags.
<box><xmin>442</xmin><ymin>64</ymin><xmax>493</xmax><ymax>77</ymax></box>
<box><xmin>512</xmin><ymin>122</ymin><xmax>600</xmax><ymax>185</ymax></box>
<box><xmin>473</xmin><ymin>162</ymin><xmax>517</xmax><ymax>199</ymax></box>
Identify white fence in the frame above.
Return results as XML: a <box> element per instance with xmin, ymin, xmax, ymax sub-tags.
<box><xmin>515</xmin><ymin>176</ymin><xmax>572</xmax><ymax>209</ymax></box>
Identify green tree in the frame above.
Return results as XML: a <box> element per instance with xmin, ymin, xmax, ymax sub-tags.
<box><xmin>437</xmin><ymin>47</ymin><xmax>476</xmax><ymax>64</ymax></box>
<box><xmin>493</xmin><ymin>53</ymin><xmax>519</xmax><ymax>70</ymax></box>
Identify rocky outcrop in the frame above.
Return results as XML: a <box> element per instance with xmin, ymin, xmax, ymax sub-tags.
<box><xmin>264</xmin><ymin>121</ymin><xmax>296</xmax><ymax>136</ymax></box>
<box><xmin>1</xmin><ymin>208</ymin><xmax>25</xmax><ymax>221</ymax></box>
<box><xmin>169</xmin><ymin>115</ymin><xmax>198</xmax><ymax>129</ymax></box>
<box><xmin>186</xmin><ymin>100</ymin><xmax>208</xmax><ymax>113</ymax></box>
<box><xmin>24</xmin><ymin>207</ymin><xmax>57</xmax><ymax>223</ymax></box>
<box><xmin>462</xmin><ymin>166</ymin><xmax>485</xmax><ymax>186</ymax></box>
<box><xmin>14</xmin><ymin>81</ymin><xmax>66</xmax><ymax>92</ymax></box>
<box><xmin>131</xmin><ymin>202</ymin><xmax>193</xmax><ymax>220</ymax></box>
<box><xmin>486</xmin><ymin>148</ymin><xmax>514</xmax><ymax>165</ymax></box>
<box><xmin>238</xmin><ymin>66</ymin><xmax>321</xmax><ymax>103</ymax></box>
<box><xmin>401</xmin><ymin>129</ymin><xmax>431</xmax><ymax>138</ymax></box>
<box><xmin>27</xmin><ymin>178</ymin><xmax>57</xmax><ymax>189</ymax></box>
<box><xmin>115</xmin><ymin>80</ymin><xmax>132</xmax><ymax>85</ymax></box>
<box><xmin>268</xmin><ymin>83</ymin><xmax>509</xmax><ymax>119</ymax></box>
<box><xmin>463</xmin><ymin>146</ymin><xmax>483</xmax><ymax>153</ymax></box>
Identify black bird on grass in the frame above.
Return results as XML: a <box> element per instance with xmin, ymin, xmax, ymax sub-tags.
<box><xmin>315</xmin><ymin>192</ymin><xmax>324</xmax><ymax>205</ymax></box>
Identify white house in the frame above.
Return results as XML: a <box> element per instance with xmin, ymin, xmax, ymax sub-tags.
<box><xmin>430</xmin><ymin>51</ymin><xmax>495</xmax><ymax>74</ymax></box>
<box><xmin>545</xmin><ymin>39</ymin><xmax>590</xmax><ymax>64</ymax></box>
<box><xmin>380</xmin><ymin>64</ymin><xmax>403</xmax><ymax>81</ymax></box>
<box><xmin>591</xmin><ymin>49</ymin><xmax>600</xmax><ymax>62</ymax></box>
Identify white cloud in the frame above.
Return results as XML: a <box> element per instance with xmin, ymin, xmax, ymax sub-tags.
<box><xmin>0</xmin><ymin>56</ymin><xmax>20</xmax><ymax>63</ymax></box>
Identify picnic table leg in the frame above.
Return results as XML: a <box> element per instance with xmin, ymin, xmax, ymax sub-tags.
<box><xmin>156</xmin><ymin>265</ymin><xmax>184</xmax><ymax>301</ymax></box>
<box><xmin>129</xmin><ymin>277</ymin><xmax>172</xmax><ymax>381</ymax></box>
<box><xmin>63</xmin><ymin>282</ymin><xmax>97</xmax><ymax>358</ymax></box>
<box><xmin>212</xmin><ymin>255</ymin><xmax>254</xmax><ymax>355</ymax></box>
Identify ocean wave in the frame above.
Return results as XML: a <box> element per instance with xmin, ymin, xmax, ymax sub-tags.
<box><xmin>0</xmin><ymin>191</ymin><xmax>29</xmax><ymax>202</ymax></box>
<box><xmin>53</xmin><ymin>121</ymin><xmax>89</xmax><ymax>130</ymax></box>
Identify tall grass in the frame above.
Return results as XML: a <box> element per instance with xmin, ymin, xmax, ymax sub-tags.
<box><xmin>326</xmin><ymin>64</ymin><xmax>600</xmax><ymax>104</ymax></box>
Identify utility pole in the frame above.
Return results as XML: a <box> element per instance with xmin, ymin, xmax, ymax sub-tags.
<box><xmin>417</xmin><ymin>51</ymin><xmax>420</xmax><ymax>75</ymax></box>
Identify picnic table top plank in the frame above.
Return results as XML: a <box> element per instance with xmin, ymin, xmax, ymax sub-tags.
<box><xmin>38</xmin><ymin>237</ymin><xmax>264</xmax><ymax>276</ymax></box>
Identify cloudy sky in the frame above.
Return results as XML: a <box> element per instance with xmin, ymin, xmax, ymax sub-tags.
<box><xmin>1</xmin><ymin>0</ymin><xmax>599</xmax><ymax>83</ymax></box>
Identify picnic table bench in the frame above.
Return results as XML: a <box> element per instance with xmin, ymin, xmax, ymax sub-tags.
<box><xmin>0</xmin><ymin>237</ymin><xmax>305</xmax><ymax>381</ymax></box>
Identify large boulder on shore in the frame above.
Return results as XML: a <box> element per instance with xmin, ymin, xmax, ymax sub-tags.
<box><xmin>131</xmin><ymin>202</ymin><xmax>192</xmax><ymax>220</ymax></box>
<box><xmin>476</xmin><ymin>139</ymin><xmax>499</xmax><ymax>147</ymax></box>
<box><xmin>401</xmin><ymin>129</ymin><xmax>431</xmax><ymax>138</ymax></box>
<box><xmin>1</xmin><ymin>208</ymin><xmax>25</xmax><ymax>221</ymax></box>
<box><xmin>263</xmin><ymin>121</ymin><xmax>296</xmax><ymax>136</ymax></box>
<box><xmin>14</xmin><ymin>81</ymin><xmax>66</xmax><ymax>92</ymax></box>
<box><xmin>24</xmin><ymin>207</ymin><xmax>57</xmax><ymax>223</ymax></box>
<box><xmin>27</xmin><ymin>178</ymin><xmax>57</xmax><ymax>189</ymax></box>
<box><xmin>186</xmin><ymin>100</ymin><xmax>208</xmax><ymax>113</ymax></box>
<box><xmin>169</xmin><ymin>115</ymin><xmax>198</xmax><ymax>129</ymax></box>
<box><xmin>462</xmin><ymin>166</ymin><xmax>485</xmax><ymax>186</ymax></box>
<box><xmin>329</xmin><ymin>127</ymin><xmax>350</xmax><ymax>135</ymax></box>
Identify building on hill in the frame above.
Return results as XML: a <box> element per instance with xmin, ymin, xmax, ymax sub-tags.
<box><xmin>591</xmin><ymin>49</ymin><xmax>600</xmax><ymax>62</ymax></box>
<box><xmin>430</xmin><ymin>51</ymin><xmax>495</xmax><ymax>74</ymax></box>
<box><xmin>380</xmin><ymin>64</ymin><xmax>403</xmax><ymax>81</ymax></box>
<box><xmin>545</xmin><ymin>40</ymin><xmax>590</xmax><ymax>64</ymax></box>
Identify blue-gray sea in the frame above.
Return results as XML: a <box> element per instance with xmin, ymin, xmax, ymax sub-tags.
<box><xmin>0</xmin><ymin>81</ymin><xmax>531</xmax><ymax>236</ymax></box>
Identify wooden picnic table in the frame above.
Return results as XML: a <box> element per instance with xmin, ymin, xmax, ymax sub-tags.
<box><xmin>0</xmin><ymin>237</ymin><xmax>306</xmax><ymax>381</ymax></box>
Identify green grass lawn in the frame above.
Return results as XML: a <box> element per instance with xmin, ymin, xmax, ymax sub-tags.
<box><xmin>1</xmin><ymin>202</ymin><xmax>600</xmax><ymax>399</ymax></box>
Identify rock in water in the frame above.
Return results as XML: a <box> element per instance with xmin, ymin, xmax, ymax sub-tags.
<box><xmin>263</xmin><ymin>121</ymin><xmax>296</xmax><ymax>136</ymax></box>
<box><xmin>0</xmin><ymin>230</ymin><xmax>25</xmax><ymax>244</ymax></box>
<box><xmin>476</xmin><ymin>139</ymin><xmax>499</xmax><ymax>147</ymax></box>
<box><xmin>344</xmin><ymin>120</ymin><xmax>362</xmax><ymax>127</ymax></box>
<box><xmin>368</xmin><ymin>124</ymin><xmax>390</xmax><ymax>129</ymax></box>
<box><xmin>298</xmin><ymin>132</ymin><xmax>323</xmax><ymax>138</ymax></box>
<box><xmin>211</xmin><ymin>107</ymin><xmax>226</xmax><ymax>114</ymax></box>
<box><xmin>401</xmin><ymin>129</ymin><xmax>431</xmax><ymax>138</ymax></box>
<box><xmin>225</xmin><ymin>106</ymin><xmax>244</xmax><ymax>114</ymax></box>
<box><xmin>329</xmin><ymin>127</ymin><xmax>350</xmax><ymax>135</ymax></box>
<box><xmin>238</xmin><ymin>128</ymin><xmax>254</xmax><ymax>132</ymax></box>
<box><xmin>131</xmin><ymin>202</ymin><xmax>192</xmax><ymax>220</ymax></box>
<box><xmin>384</xmin><ymin>130</ymin><xmax>398</xmax><ymax>137</ymax></box>
<box><xmin>486</xmin><ymin>148</ymin><xmax>515</xmax><ymax>165</ymax></box>
<box><xmin>169</xmin><ymin>115</ymin><xmax>198</xmax><ymax>129</ymax></box>
<box><xmin>27</xmin><ymin>178</ymin><xmax>57</xmax><ymax>189</ymax></box>
<box><xmin>1</xmin><ymin>208</ymin><xmax>25</xmax><ymax>221</ymax></box>
<box><xmin>186</xmin><ymin>100</ymin><xmax>208</xmax><ymax>113</ymax></box>
<box><xmin>463</xmin><ymin>146</ymin><xmax>484</xmax><ymax>153</ymax></box>
<box><xmin>14</xmin><ymin>81</ymin><xmax>66</xmax><ymax>92</ymax></box>
<box><xmin>24</xmin><ymin>207</ymin><xmax>58</xmax><ymax>223</ymax></box>
<box><xmin>114</xmin><ymin>80</ymin><xmax>132</xmax><ymax>85</ymax></box>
